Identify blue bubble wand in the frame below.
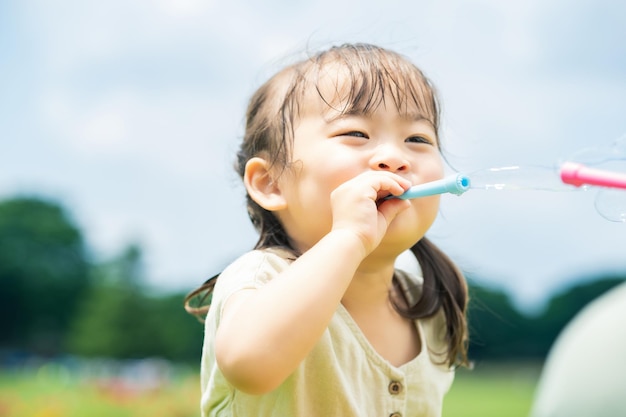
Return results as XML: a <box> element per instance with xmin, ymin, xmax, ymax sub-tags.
<box><xmin>388</xmin><ymin>173</ymin><xmax>471</xmax><ymax>200</ymax></box>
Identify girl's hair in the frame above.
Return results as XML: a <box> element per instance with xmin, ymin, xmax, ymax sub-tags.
<box><xmin>185</xmin><ymin>43</ymin><xmax>468</xmax><ymax>367</ymax></box>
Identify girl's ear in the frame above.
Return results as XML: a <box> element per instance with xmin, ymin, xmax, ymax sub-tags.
<box><xmin>244</xmin><ymin>157</ymin><xmax>287</xmax><ymax>211</ymax></box>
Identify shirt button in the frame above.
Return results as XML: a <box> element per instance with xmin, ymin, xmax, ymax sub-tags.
<box><xmin>388</xmin><ymin>381</ymin><xmax>403</xmax><ymax>395</ymax></box>
<box><xmin>389</xmin><ymin>413</ymin><xmax>402</xmax><ymax>417</ymax></box>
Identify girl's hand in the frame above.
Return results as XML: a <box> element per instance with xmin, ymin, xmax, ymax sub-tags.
<box><xmin>329</xmin><ymin>171</ymin><xmax>411</xmax><ymax>255</ymax></box>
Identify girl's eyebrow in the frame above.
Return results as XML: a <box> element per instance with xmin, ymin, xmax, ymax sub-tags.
<box><xmin>324</xmin><ymin>111</ymin><xmax>433</xmax><ymax>126</ymax></box>
<box><xmin>402</xmin><ymin>109</ymin><xmax>431</xmax><ymax>122</ymax></box>
<box><xmin>322</xmin><ymin>110</ymin><xmax>361</xmax><ymax>124</ymax></box>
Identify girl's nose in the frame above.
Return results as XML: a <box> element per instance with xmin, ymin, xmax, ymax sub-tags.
<box><xmin>370</xmin><ymin>146</ymin><xmax>409</xmax><ymax>172</ymax></box>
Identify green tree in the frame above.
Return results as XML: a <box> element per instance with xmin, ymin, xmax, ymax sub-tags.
<box><xmin>145</xmin><ymin>292</ymin><xmax>204</xmax><ymax>363</ymax></box>
<box><xmin>68</xmin><ymin>244</ymin><xmax>155</xmax><ymax>358</ymax></box>
<box><xmin>466</xmin><ymin>280</ymin><xmax>533</xmax><ymax>360</ymax></box>
<box><xmin>69</xmin><ymin>244</ymin><xmax>204</xmax><ymax>362</ymax></box>
<box><xmin>0</xmin><ymin>196</ymin><xmax>90</xmax><ymax>355</ymax></box>
<box><xmin>466</xmin><ymin>275</ymin><xmax>626</xmax><ymax>361</ymax></box>
<box><xmin>532</xmin><ymin>276</ymin><xmax>625</xmax><ymax>350</ymax></box>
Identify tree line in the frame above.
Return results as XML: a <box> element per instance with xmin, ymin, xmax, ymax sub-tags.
<box><xmin>0</xmin><ymin>196</ymin><xmax>623</xmax><ymax>365</ymax></box>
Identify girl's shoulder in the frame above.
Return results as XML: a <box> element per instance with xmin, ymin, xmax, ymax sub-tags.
<box><xmin>204</xmin><ymin>247</ymin><xmax>297</xmax><ymax>322</ymax></box>
<box><xmin>212</xmin><ymin>247</ymin><xmax>296</xmax><ymax>294</ymax></box>
<box><xmin>223</xmin><ymin>246</ymin><xmax>296</xmax><ymax>277</ymax></box>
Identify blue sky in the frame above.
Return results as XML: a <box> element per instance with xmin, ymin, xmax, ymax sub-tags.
<box><xmin>2</xmin><ymin>0</ymin><xmax>626</xmax><ymax>311</ymax></box>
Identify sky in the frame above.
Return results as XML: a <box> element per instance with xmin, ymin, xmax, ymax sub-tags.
<box><xmin>1</xmin><ymin>0</ymin><xmax>626</xmax><ymax>312</ymax></box>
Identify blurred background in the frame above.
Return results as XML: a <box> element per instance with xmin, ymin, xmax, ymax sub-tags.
<box><xmin>1</xmin><ymin>0</ymin><xmax>625</xmax><ymax>416</ymax></box>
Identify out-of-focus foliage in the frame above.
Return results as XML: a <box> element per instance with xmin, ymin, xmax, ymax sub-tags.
<box><xmin>68</xmin><ymin>244</ymin><xmax>203</xmax><ymax>361</ymax></box>
<box><xmin>533</xmin><ymin>277</ymin><xmax>626</xmax><ymax>348</ymax></box>
<box><xmin>0</xmin><ymin>196</ymin><xmax>203</xmax><ymax>364</ymax></box>
<box><xmin>467</xmin><ymin>283</ymin><xmax>533</xmax><ymax>359</ymax></box>
<box><xmin>467</xmin><ymin>276</ymin><xmax>625</xmax><ymax>360</ymax></box>
<box><xmin>0</xmin><ymin>195</ymin><xmax>624</xmax><ymax>364</ymax></box>
<box><xmin>0</xmin><ymin>197</ymin><xmax>90</xmax><ymax>356</ymax></box>
<box><xmin>68</xmin><ymin>244</ymin><xmax>154</xmax><ymax>358</ymax></box>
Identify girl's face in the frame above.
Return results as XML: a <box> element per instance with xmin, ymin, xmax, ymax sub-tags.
<box><xmin>274</xmin><ymin>71</ymin><xmax>444</xmax><ymax>256</ymax></box>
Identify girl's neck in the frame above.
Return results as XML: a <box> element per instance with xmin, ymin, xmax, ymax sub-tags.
<box><xmin>341</xmin><ymin>258</ymin><xmax>396</xmax><ymax>310</ymax></box>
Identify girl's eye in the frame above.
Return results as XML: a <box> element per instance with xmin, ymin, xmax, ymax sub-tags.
<box><xmin>406</xmin><ymin>135</ymin><xmax>432</xmax><ymax>145</ymax></box>
<box><xmin>343</xmin><ymin>131</ymin><xmax>369</xmax><ymax>139</ymax></box>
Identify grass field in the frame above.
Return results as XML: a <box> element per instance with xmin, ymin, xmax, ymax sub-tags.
<box><xmin>444</xmin><ymin>361</ymin><xmax>542</xmax><ymax>417</ymax></box>
<box><xmin>0</xmin><ymin>361</ymin><xmax>541</xmax><ymax>417</ymax></box>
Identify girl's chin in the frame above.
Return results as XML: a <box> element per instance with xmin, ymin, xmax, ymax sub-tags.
<box><xmin>383</xmin><ymin>222</ymin><xmax>430</xmax><ymax>247</ymax></box>
<box><xmin>378</xmin><ymin>231</ymin><xmax>422</xmax><ymax>254</ymax></box>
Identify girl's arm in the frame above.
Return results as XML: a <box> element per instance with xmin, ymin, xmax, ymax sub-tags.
<box><xmin>216</xmin><ymin>230</ymin><xmax>365</xmax><ymax>394</ymax></box>
<box><xmin>214</xmin><ymin>171</ymin><xmax>410</xmax><ymax>394</ymax></box>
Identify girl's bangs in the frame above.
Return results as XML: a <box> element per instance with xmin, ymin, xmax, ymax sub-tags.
<box><xmin>306</xmin><ymin>49</ymin><xmax>439</xmax><ymax>128</ymax></box>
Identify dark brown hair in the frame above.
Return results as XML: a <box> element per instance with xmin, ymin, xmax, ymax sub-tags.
<box><xmin>186</xmin><ymin>43</ymin><xmax>468</xmax><ymax>367</ymax></box>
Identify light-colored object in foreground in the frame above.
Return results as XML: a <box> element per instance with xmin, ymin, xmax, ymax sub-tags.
<box><xmin>530</xmin><ymin>281</ymin><xmax>626</xmax><ymax>417</ymax></box>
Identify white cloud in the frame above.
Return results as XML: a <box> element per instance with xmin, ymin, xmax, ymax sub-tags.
<box><xmin>39</xmin><ymin>88</ymin><xmax>238</xmax><ymax>178</ymax></box>
<box><xmin>156</xmin><ymin>0</ymin><xmax>215</xmax><ymax>17</ymax></box>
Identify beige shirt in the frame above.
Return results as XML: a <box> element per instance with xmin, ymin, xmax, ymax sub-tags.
<box><xmin>201</xmin><ymin>248</ymin><xmax>455</xmax><ymax>417</ymax></box>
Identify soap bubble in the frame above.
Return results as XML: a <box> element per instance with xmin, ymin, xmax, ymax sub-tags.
<box><xmin>468</xmin><ymin>165</ymin><xmax>573</xmax><ymax>191</ymax></box>
<box><xmin>595</xmin><ymin>189</ymin><xmax>626</xmax><ymax>223</ymax></box>
<box><xmin>467</xmin><ymin>136</ymin><xmax>626</xmax><ymax>222</ymax></box>
<box><xmin>564</xmin><ymin>135</ymin><xmax>626</xmax><ymax>168</ymax></box>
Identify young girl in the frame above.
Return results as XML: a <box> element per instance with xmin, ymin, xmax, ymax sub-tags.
<box><xmin>186</xmin><ymin>42</ymin><xmax>469</xmax><ymax>417</ymax></box>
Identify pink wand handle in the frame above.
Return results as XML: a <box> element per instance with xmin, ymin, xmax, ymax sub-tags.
<box><xmin>560</xmin><ymin>162</ymin><xmax>626</xmax><ymax>189</ymax></box>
